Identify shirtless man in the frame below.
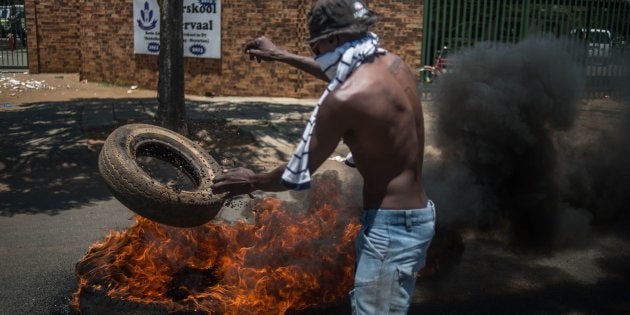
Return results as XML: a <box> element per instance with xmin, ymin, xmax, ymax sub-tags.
<box><xmin>212</xmin><ymin>0</ymin><xmax>435</xmax><ymax>313</ymax></box>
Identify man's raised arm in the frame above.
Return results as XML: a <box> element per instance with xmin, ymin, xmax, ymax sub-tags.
<box><xmin>244</xmin><ymin>36</ymin><xmax>329</xmax><ymax>82</ymax></box>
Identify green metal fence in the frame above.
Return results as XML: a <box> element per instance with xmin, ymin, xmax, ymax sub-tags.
<box><xmin>421</xmin><ymin>0</ymin><xmax>630</xmax><ymax>98</ymax></box>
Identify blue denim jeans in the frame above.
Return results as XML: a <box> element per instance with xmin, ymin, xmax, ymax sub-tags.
<box><xmin>350</xmin><ymin>201</ymin><xmax>436</xmax><ymax>315</ymax></box>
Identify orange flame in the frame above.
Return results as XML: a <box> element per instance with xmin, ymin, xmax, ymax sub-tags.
<box><xmin>74</xmin><ymin>174</ymin><xmax>361</xmax><ymax>314</ymax></box>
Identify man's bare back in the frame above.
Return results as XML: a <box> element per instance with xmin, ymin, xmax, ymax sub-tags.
<box><xmin>212</xmin><ymin>45</ymin><xmax>428</xmax><ymax>211</ymax></box>
<box><xmin>313</xmin><ymin>52</ymin><xmax>428</xmax><ymax>209</ymax></box>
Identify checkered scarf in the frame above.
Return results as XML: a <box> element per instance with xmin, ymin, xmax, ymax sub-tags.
<box><xmin>281</xmin><ymin>32</ymin><xmax>385</xmax><ymax>190</ymax></box>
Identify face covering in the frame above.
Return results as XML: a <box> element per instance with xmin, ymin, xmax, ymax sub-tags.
<box><xmin>313</xmin><ymin>33</ymin><xmax>381</xmax><ymax>81</ymax></box>
<box><xmin>314</xmin><ymin>48</ymin><xmax>343</xmax><ymax>81</ymax></box>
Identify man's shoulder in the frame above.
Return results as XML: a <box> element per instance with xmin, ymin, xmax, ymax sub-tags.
<box><xmin>336</xmin><ymin>64</ymin><xmax>386</xmax><ymax>97</ymax></box>
<box><xmin>326</xmin><ymin>79</ymin><xmax>380</xmax><ymax>110</ymax></box>
<box><xmin>324</xmin><ymin>54</ymin><xmax>399</xmax><ymax>109</ymax></box>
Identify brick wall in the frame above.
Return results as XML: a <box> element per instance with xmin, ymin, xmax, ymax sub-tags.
<box><xmin>26</xmin><ymin>0</ymin><xmax>423</xmax><ymax>98</ymax></box>
<box><xmin>25</xmin><ymin>0</ymin><xmax>82</xmax><ymax>73</ymax></box>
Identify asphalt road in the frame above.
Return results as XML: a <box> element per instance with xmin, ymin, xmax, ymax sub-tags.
<box><xmin>1</xmin><ymin>87</ymin><xmax>629</xmax><ymax>314</ymax></box>
<box><xmin>0</xmin><ymin>199</ymin><xmax>133</xmax><ymax>314</ymax></box>
<box><xmin>0</xmin><ymin>98</ymin><xmax>137</xmax><ymax>314</ymax></box>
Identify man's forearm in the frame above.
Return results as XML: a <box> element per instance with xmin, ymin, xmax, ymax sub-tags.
<box><xmin>278</xmin><ymin>52</ymin><xmax>329</xmax><ymax>82</ymax></box>
<box><xmin>252</xmin><ymin>163</ymin><xmax>290</xmax><ymax>192</ymax></box>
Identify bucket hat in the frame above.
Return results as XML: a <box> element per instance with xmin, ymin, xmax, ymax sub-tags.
<box><xmin>306</xmin><ymin>0</ymin><xmax>380</xmax><ymax>43</ymax></box>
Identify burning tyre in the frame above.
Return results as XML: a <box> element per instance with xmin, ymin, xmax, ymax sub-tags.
<box><xmin>98</xmin><ymin>123</ymin><xmax>226</xmax><ymax>227</ymax></box>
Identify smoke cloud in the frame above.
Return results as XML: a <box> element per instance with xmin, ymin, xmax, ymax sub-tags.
<box><xmin>557</xmin><ymin>52</ymin><xmax>630</xmax><ymax>227</ymax></box>
<box><xmin>426</xmin><ymin>34</ymin><xmax>593</xmax><ymax>250</ymax></box>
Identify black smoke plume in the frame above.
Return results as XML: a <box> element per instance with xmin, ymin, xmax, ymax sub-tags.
<box><xmin>428</xmin><ymin>34</ymin><xmax>587</xmax><ymax>250</ymax></box>
<box><xmin>557</xmin><ymin>50</ymin><xmax>630</xmax><ymax>227</ymax></box>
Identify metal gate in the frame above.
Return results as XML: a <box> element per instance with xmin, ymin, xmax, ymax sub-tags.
<box><xmin>421</xmin><ymin>0</ymin><xmax>630</xmax><ymax>97</ymax></box>
<box><xmin>0</xmin><ymin>0</ymin><xmax>27</xmax><ymax>69</ymax></box>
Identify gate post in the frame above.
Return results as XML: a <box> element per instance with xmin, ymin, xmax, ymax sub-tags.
<box><xmin>8</xmin><ymin>33</ymin><xmax>15</xmax><ymax>51</ymax></box>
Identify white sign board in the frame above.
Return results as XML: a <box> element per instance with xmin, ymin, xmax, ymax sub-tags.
<box><xmin>133</xmin><ymin>0</ymin><xmax>221</xmax><ymax>59</ymax></box>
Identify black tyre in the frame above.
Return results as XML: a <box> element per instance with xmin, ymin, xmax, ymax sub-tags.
<box><xmin>98</xmin><ymin>123</ymin><xmax>226</xmax><ymax>227</ymax></box>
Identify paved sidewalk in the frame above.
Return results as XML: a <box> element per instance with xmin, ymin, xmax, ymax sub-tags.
<box><xmin>80</xmin><ymin>96</ymin><xmax>317</xmax><ymax>129</ymax></box>
<box><xmin>82</xmin><ymin>96</ymin><xmax>316</xmax><ymax>148</ymax></box>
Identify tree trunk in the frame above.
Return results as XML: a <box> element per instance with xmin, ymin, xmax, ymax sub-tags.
<box><xmin>156</xmin><ymin>0</ymin><xmax>188</xmax><ymax>135</ymax></box>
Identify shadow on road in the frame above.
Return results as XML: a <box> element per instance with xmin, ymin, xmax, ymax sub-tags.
<box><xmin>409</xmin><ymin>236</ymin><xmax>630</xmax><ymax>315</ymax></box>
<box><xmin>0</xmin><ymin>98</ymin><xmax>313</xmax><ymax>217</ymax></box>
<box><xmin>0</xmin><ymin>101</ymin><xmax>111</xmax><ymax>216</ymax></box>
<box><xmin>292</xmin><ymin>231</ymin><xmax>630</xmax><ymax>314</ymax></box>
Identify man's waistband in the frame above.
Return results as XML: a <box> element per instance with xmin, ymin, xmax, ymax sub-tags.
<box><xmin>361</xmin><ymin>200</ymin><xmax>435</xmax><ymax>226</ymax></box>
